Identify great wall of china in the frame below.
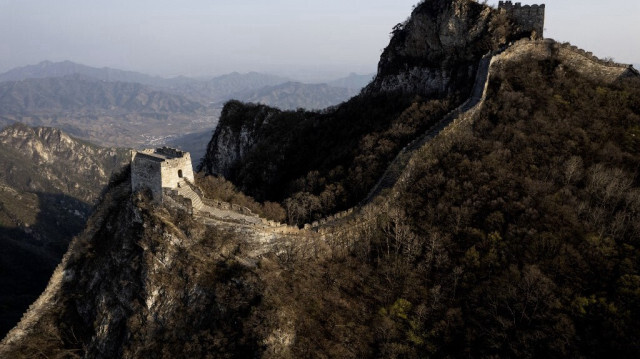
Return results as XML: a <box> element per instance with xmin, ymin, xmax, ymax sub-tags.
<box><xmin>6</xmin><ymin>6</ymin><xmax>640</xmax><ymax>347</ymax></box>
<box><xmin>160</xmin><ymin>38</ymin><xmax>638</xmax><ymax>240</ymax></box>
<box><xmin>8</xmin><ymin>36</ymin><xmax>640</xmax><ymax>348</ymax></box>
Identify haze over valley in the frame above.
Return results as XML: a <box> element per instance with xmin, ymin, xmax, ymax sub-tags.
<box><xmin>0</xmin><ymin>60</ymin><xmax>374</xmax><ymax>165</ymax></box>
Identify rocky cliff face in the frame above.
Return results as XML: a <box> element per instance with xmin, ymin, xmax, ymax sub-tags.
<box><xmin>199</xmin><ymin>100</ymin><xmax>282</xmax><ymax>178</ymax></box>
<box><xmin>0</xmin><ymin>179</ymin><xmax>273</xmax><ymax>358</ymax></box>
<box><xmin>0</xmin><ymin>123</ymin><xmax>127</xmax><ymax>202</ymax></box>
<box><xmin>0</xmin><ymin>123</ymin><xmax>129</xmax><ymax>337</ymax></box>
<box><xmin>364</xmin><ymin>0</ymin><xmax>504</xmax><ymax>97</ymax></box>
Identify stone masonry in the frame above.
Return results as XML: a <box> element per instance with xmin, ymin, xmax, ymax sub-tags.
<box><xmin>498</xmin><ymin>1</ymin><xmax>545</xmax><ymax>39</ymax></box>
<box><xmin>131</xmin><ymin>147</ymin><xmax>194</xmax><ymax>200</ymax></box>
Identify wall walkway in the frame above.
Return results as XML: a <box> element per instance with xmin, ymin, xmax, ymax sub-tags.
<box><xmin>169</xmin><ymin>39</ymin><xmax>639</xmax><ymax>235</ymax></box>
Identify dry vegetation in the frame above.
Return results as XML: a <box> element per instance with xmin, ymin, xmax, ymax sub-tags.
<box><xmin>4</xmin><ymin>46</ymin><xmax>640</xmax><ymax>359</ymax></box>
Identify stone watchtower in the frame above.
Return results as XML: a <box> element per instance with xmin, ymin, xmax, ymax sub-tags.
<box><xmin>131</xmin><ymin>147</ymin><xmax>195</xmax><ymax>200</ymax></box>
<box><xmin>498</xmin><ymin>1</ymin><xmax>545</xmax><ymax>39</ymax></box>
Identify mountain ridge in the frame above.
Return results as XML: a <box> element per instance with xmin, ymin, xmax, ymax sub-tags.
<box><xmin>2</xmin><ymin>0</ymin><xmax>640</xmax><ymax>357</ymax></box>
<box><xmin>0</xmin><ymin>60</ymin><xmax>167</xmax><ymax>86</ymax></box>
<box><xmin>198</xmin><ymin>0</ymin><xmax>508</xmax><ymax>221</ymax></box>
<box><xmin>223</xmin><ymin>81</ymin><xmax>357</xmax><ymax>110</ymax></box>
<box><xmin>3</xmin><ymin>34</ymin><xmax>640</xmax><ymax>357</ymax></box>
<box><xmin>0</xmin><ymin>74</ymin><xmax>204</xmax><ymax>114</ymax></box>
<box><xmin>0</xmin><ymin>60</ymin><xmax>371</xmax><ymax>105</ymax></box>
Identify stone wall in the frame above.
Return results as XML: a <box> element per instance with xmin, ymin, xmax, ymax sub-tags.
<box><xmin>131</xmin><ymin>147</ymin><xmax>195</xmax><ymax>201</ymax></box>
<box><xmin>163</xmin><ymin>188</ymin><xmax>194</xmax><ymax>215</ymax></box>
<box><xmin>498</xmin><ymin>1</ymin><xmax>545</xmax><ymax>38</ymax></box>
<box><xmin>497</xmin><ymin>39</ymin><xmax>638</xmax><ymax>83</ymax></box>
<box><xmin>160</xmin><ymin>155</ymin><xmax>194</xmax><ymax>189</ymax></box>
<box><xmin>164</xmin><ymin>39</ymin><xmax>639</xmax><ymax>233</ymax></box>
<box><xmin>131</xmin><ymin>152</ymin><xmax>163</xmax><ymax>199</ymax></box>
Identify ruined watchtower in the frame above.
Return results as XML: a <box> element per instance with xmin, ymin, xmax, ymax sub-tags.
<box><xmin>498</xmin><ymin>1</ymin><xmax>545</xmax><ymax>39</ymax></box>
<box><xmin>131</xmin><ymin>147</ymin><xmax>194</xmax><ymax>200</ymax></box>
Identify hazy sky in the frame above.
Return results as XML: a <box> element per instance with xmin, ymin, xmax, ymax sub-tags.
<box><xmin>0</xmin><ymin>0</ymin><xmax>638</xmax><ymax>81</ymax></box>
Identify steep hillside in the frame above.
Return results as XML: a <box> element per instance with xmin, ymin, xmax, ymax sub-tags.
<box><xmin>2</xmin><ymin>1</ymin><xmax>639</xmax><ymax>358</ymax></box>
<box><xmin>2</xmin><ymin>42</ymin><xmax>638</xmax><ymax>356</ymax></box>
<box><xmin>0</xmin><ymin>123</ymin><xmax>128</xmax><ymax>337</ymax></box>
<box><xmin>200</xmin><ymin>0</ymin><xmax>510</xmax><ymax>224</ymax></box>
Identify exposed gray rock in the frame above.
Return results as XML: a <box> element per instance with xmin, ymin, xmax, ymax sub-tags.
<box><xmin>364</xmin><ymin>0</ymin><xmax>498</xmax><ymax>97</ymax></box>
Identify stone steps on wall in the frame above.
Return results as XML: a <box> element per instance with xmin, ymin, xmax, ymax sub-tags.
<box><xmin>176</xmin><ymin>183</ymin><xmax>205</xmax><ymax>211</ymax></box>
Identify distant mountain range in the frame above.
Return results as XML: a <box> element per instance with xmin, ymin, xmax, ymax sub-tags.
<box><xmin>166</xmin><ymin>71</ymin><xmax>292</xmax><ymax>104</ymax></box>
<box><xmin>0</xmin><ymin>60</ymin><xmax>169</xmax><ymax>87</ymax></box>
<box><xmin>327</xmin><ymin>72</ymin><xmax>374</xmax><ymax>91</ymax></box>
<box><xmin>0</xmin><ymin>74</ymin><xmax>216</xmax><ymax>148</ymax></box>
<box><xmin>0</xmin><ymin>60</ymin><xmax>373</xmax><ymax>106</ymax></box>
<box><xmin>0</xmin><ymin>74</ymin><xmax>203</xmax><ymax>114</ymax></box>
<box><xmin>0</xmin><ymin>60</ymin><xmax>373</xmax><ymax>150</ymax></box>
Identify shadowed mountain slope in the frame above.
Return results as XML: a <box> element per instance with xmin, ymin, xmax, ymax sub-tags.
<box><xmin>0</xmin><ymin>124</ymin><xmax>128</xmax><ymax>337</ymax></box>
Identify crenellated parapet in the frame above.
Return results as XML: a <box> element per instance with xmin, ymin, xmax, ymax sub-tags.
<box><xmin>496</xmin><ymin>38</ymin><xmax>639</xmax><ymax>81</ymax></box>
<box><xmin>498</xmin><ymin>1</ymin><xmax>545</xmax><ymax>39</ymax></box>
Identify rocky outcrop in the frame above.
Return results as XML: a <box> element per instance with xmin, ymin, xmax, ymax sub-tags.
<box><xmin>198</xmin><ymin>100</ymin><xmax>281</xmax><ymax>178</ymax></box>
<box><xmin>0</xmin><ymin>175</ymin><xmax>311</xmax><ymax>358</ymax></box>
<box><xmin>364</xmin><ymin>0</ymin><xmax>504</xmax><ymax>97</ymax></box>
<box><xmin>0</xmin><ymin>123</ymin><xmax>127</xmax><ymax>202</ymax></box>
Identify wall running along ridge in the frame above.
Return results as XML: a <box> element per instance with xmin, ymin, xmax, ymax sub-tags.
<box><xmin>3</xmin><ymin>39</ymin><xmax>639</xmax><ymax>356</ymax></box>
<box><xmin>153</xmin><ymin>39</ymin><xmax>639</xmax><ymax>233</ymax></box>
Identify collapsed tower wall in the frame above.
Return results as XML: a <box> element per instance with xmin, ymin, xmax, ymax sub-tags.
<box><xmin>498</xmin><ymin>1</ymin><xmax>545</xmax><ymax>38</ymax></box>
<box><xmin>131</xmin><ymin>147</ymin><xmax>194</xmax><ymax>201</ymax></box>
